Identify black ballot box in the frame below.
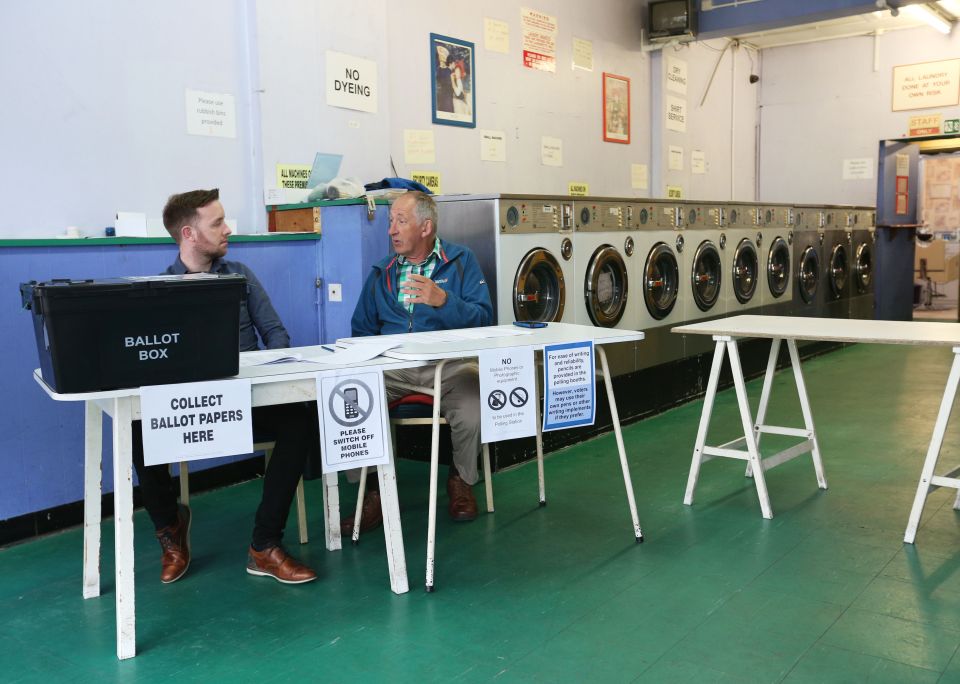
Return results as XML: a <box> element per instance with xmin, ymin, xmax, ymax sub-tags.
<box><xmin>21</xmin><ymin>274</ymin><xmax>247</xmax><ymax>393</ymax></box>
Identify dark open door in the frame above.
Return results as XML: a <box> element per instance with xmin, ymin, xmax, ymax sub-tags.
<box><xmin>875</xmin><ymin>141</ymin><xmax>920</xmax><ymax>320</ymax></box>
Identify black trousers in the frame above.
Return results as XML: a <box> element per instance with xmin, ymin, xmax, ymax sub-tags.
<box><xmin>132</xmin><ymin>402</ymin><xmax>319</xmax><ymax>548</ymax></box>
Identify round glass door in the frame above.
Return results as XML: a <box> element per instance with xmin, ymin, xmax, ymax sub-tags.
<box><xmin>691</xmin><ymin>240</ymin><xmax>721</xmax><ymax>312</ymax></box>
<box><xmin>644</xmin><ymin>242</ymin><xmax>679</xmax><ymax>320</ymax></box>
<box><xmin>732</xmin><ymin>238</ymin><xmax>758</xmax><ymax>304</ymax></box>
<box><xmin>854</xmin><ymin>242</ymin><xmax>872</xmax><ymax>294</ymax></box>
<box><xmin>797</xmin><ymin>246</ymin><xmax>820</xmax><ymax>304</ymax></box>
<box><xmin>584</xmin><ymin>245</ymin><xmax>629</xmax><ymax>327</ymax></box>
<box><xmin>828</xmin><ymin>243</ymin><xmax>848</xmax><ymax>298</ymax></box>
<box><xmin>513</xmin><ymin>248</ymin><xmax>566</xmax><ymax>322</ymax></box>
<box><xmin>766</xmin><ymin>237</ymin><xmax>790</xmax><ymax>298</ymax></box>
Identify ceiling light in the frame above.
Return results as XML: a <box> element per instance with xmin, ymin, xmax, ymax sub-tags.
<box><xmin>937</xmin><ymin>0</ymin><xmax>960</xmax><ymax>17</ymax></box>
<box><xmin>903</xmin><ymin>3</ymin><xmax>953</xmax><ymax>33</ymax></box>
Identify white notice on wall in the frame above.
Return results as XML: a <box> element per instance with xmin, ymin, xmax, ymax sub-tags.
<box><xmin>572</xmin><ymin>37</ymin><xmax>593</xmax><ymax>71</ymax></box>
<box><xmin>892</xmin><ymin>59</ymin><xmax>960</xmax><ymax>112</ymax></box>
<box><xmin>325</xmin><ymin>50</ymin><xmax>378</xmax><ymax>113</ymax></box>
<box><xmin>115</xmin><ymin>212</ymin><xmax>147</xmax><ymax>238</ymax></box>
<box><xmin>484</xmin><ymin>17</ymin><xmax>510</xmax><ymax>53</ymax></box>
<box><xmin>691</xmin><ymin>150</ymin><xmax>706</xmax><ymax>174</ymax></box>
<box><xmin>665</xmin><ymin>95</ymin><xmax>687</xmax><ymax>133</ymax></box>
<box><xmin>140</xmin><ymin>379</ymin><xmax>253</xmax><ymax>466</ymax></box>
<box><xmin>666</xmin><ymin>56</ymin><xmax>688</xmax><ymax>95</ymax></box>
<box><xmin>631</xmin><ymin>163</ymin><xmax>649</xmax><ymax>190</ymax></box>
<box><xmin>896</xmin><ymin>152</ymin><xmax>910</xmax><ymax>177</ymax></box>
<box><xmin>479</xmin><ymin>347</ymin><xmax>537</xmax><ymax>443</ymax></box>
<box><xmin>185</xmin><ymin>89</ymin><xmax>236</xmax><ymax>138</ymax></box>
<box><xmin>843</xmin><ymin>158</ymin><xmax>874</xmax><ymax>180</ymax></box>
<box><xmin>541</xmin><ymin>136</ymin><xmax>563</xmax><ymax>166</ymax></box>
<box><xmin>480</xmin><ymin>129</ymin><xmax>507</xmax><ymax>162</ymax></box>
<box><xmin>543</xmin><ymin>341</ymin><xmax>595</xmax><ymax>432</ymax></box>
<box><xmin>404</xmin><ymin>129</ymin><xmax>436</xmax><ymax>164</ymax></box>
<box><xmin>669</xmin><ymin>145</ymin><xmax>684</xmax><ymax>171</ymax></box>
<box><xmin>316</xmin><ymin>370</ymin><xmax>390</xmax><ymax>473</ymax></box>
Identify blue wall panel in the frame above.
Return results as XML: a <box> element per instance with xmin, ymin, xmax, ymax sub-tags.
<box><xmin>698</xmin><ymin>0</ymin><xmax>889</xmax><ymax>39</ymax></box>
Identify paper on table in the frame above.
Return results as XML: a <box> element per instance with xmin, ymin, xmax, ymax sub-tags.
<box><xmin>302</xmin><ymin>340</ymin><xmax>400</xmax><ymax>365</ymax></box>
<box><xmin>239</xmin><ymin>350</ymin><xmax>304</xmax><ymax>367</ymax></box>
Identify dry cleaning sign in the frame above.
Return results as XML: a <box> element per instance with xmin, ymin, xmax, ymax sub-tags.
<box><xmin>316</xmin><ymin>370</ymin><xmax>389</xmax><ymax>473</ymax></box>
<box><xmin>140</xmin><ymin>378</ymin><xmax>253</xmax><ymax>466</ymax></box>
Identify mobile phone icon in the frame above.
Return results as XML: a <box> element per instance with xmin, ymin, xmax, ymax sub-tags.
<box><xmin>343</xmin><ymin>387</ymin><xmax>360</xmax><ymax>419</ymax></box>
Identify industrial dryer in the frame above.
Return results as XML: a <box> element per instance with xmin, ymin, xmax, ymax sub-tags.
<box><xmin>849</xmin><ymin>208</ymin><xmax>876</xmax><ymax>320</ymax></box>
<box><xmin>681</xmin><ymin>202</ymin><xmax>725</xmax><ymax>359</ymax></box>
<box><xmin>754</xmin><ymin>203</ymin><xmax>794</xmax><ymax>317</ymax></box>
<box><xmin>719</xmin><ymin>204</ymin><xmax>762</xmax><ymax>316</ymax></box>
<box><xmin>572</xmin><ymin>200</ymin><xmax>636</xmax><ymax>330</ymax></box>
<box><xmin>822</xmin><ymin>206</ymin><xmax>853</xmax><ymax>320</ymax></box>
<box><xmin>791</xmin><ymin>205</ymin><xmax>826</xmax><ymax>318</ymax></box>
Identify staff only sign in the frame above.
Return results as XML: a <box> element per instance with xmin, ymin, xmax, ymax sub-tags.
<box><xmin>140</xmin><ymin>379</ymin><xmax>253</xmax><ymax>466</ymax></box>
<box><xmin>543</xmin><ymin>340</ymin><xmax>595</xmax><ymax>431</ymax></box>
<box><xmin>478</xmin><ymin>347</ymin><xmax>537</xmax><ymax>443</ymax></box>
<box><xmin>316</xmin><ymin>370</ymin><xmax>390</xmax><ymax>473</ymax></box>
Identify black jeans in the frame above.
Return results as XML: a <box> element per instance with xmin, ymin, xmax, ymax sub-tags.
<box><xmin>132</xmin><ymin>401</ymin><xmax>319</xmax><ymax>548</ymax></box>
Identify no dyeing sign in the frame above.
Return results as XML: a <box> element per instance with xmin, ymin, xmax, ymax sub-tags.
<box><xmin>140</xmin><ymin>378</ymin><xmax>253</xmax><ymax>466</ymax></box>
<box><xmin>316</xmin><ymin>369</ymin><xmax>390</xmax><ymax>473</ymax></box>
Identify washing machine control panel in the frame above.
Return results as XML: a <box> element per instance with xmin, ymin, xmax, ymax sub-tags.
<box><xmin>501</xmin><ymin>201</ymin><xmax>574</xmax><ymax>233</ymax></box>
<box><xmin>707</xmin><ymin>207</ymin><xmax>726</xmax><ymax>226</ymax></box>
<box><xmin>575</xmin><ymin>202</ymin><xmax>626</xmax><ymax>231</ymax></box>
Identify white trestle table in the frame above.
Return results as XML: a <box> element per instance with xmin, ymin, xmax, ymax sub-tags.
<box><xmin>673</xmin><ymin>315</ymin><xmax>960</xmax><ymax>542</ymax></box>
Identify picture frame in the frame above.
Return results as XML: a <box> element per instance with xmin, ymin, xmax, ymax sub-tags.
<box><xmin>431</xmin><ymin>33</ymin><xmax>476</xmax><ymax>128</ymax></box>
<box><xmin>602</xmin><ymin>72</ymin><xmax>630</xmax><ymax>144</ymax></box>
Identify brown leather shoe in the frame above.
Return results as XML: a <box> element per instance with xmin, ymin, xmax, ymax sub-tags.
<box><xmin>340</xmin><ymin>490</ymin><xmax>383</xmax><ymax>536</ymax></box>
<box><xmin>246</xmin><ymin>545</ymin><xmax>317</xmax><ymax>584</ymax></box>
<box><xmin>447</xmin><ymin>473</ymin><xmax>478</xmax><ymax>522</ymax></box>
<box><xmin>156</xmin><ymin>504</ymin><xmax>191</xmax><ymax>584</ymax></box>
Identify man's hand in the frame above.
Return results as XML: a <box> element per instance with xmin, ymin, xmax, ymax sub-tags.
<box><xmin>402</xmin><ymin>273</ymin><xmax>448</xmax><ymax>307</ymax></box>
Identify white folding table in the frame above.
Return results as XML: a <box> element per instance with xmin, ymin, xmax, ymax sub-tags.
<box><xmin>673</xmin><ymin>315</ymin><xmax>960</xmax><ymax>541</ymax></box>
<box><xmin>33</xmin><ymin>348</ymin><xmax>424</xmax><ymax>660</ymax></box>
<box><xmin>339</xmin><ymin>323</ymin><xmax>645</xmax><ymax>592</ymax></box>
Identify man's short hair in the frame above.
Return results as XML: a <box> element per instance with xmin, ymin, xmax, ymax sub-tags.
<box><xmin>405</xmin><ymin>191</ymin><xmax>438</xmax><ymax>237</ymax></box>
<box><xmin>163</xmin><ymin>189</ymin><xmax>220</xmax><ymax>243</ymax></box>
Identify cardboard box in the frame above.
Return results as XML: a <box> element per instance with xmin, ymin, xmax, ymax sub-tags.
<box><xmin>266</xmin><ymin>204</ymin><xmax>322</xmax><ymax>233</ymax></box>
<box><xmin>21</xmin><ymin>275</ymin><xmax>246</xmax><ymax>393</ymax></box>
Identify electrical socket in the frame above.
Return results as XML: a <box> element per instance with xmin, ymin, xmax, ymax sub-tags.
<box><xmin>328</xmin><ymin>283</ymin><xmax>342</xmax><ymax>302</ymax></box>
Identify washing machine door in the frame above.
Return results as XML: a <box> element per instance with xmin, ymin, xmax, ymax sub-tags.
<box><xmin>854</xmin><ymin>242</ymin><xmax>873</xmax><ymax>294</ymax></box>
<box><xmin>644</xmin><ymin>242</ymin><xmax>679</xmax><ymax>320</ymax></box>
<box><xmin>828</xmin><ymin>243</ymin><xmax>848</xmax><ymax>298</ymax></box>
<box><xmin>798</xmin><ymin>246</ymin><xmax>820</xmax><ymax>304</ymax></box>
<box><xmin>691</xmin><ymin>240</ymin><xmax>721</xmax><ymax>312</ymax></box>
<box><xmin>513</xmin><ymin>248</ymin><xmax>566</xmax><ymax>322</ymax></box>
<box><xmin>584</xmin><ymin>245</ymin><xmax>629</xmax><ymax>327</ymax></box>
<box><xmin>732</xmin><ymin>238</ymin><xmax>759</xmax><ymax>304</ymax></box>
<box><xmin>766</xmin><ymin>237</ymin><xmax>790</xmax><ymax>298</ymax></box>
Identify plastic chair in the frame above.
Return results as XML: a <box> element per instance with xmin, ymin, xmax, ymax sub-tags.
<box><xmin>175</xmin><ymin>438</ymin><xmax>309</xmax><ymax>544</ymax></box>
<box><xmin>349</xmin><ymin>390</ymin><xmax>493</xmax><ymax>545</ymax></box>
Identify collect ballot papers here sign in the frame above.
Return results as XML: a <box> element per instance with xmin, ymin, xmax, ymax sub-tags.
<box><xmin>543</xmin><ymin>341</ymin><xmax>595</xmax><ymax>431</ymax></box>
<box><xmin>140</xmin><ymin>379</ymin><xmax>253</xmax><ymax>466</ymax></box>
<box><xmin>316</xmin><ymin>370</ymin><xmax>390</xmax><ymax>473</ymax></box>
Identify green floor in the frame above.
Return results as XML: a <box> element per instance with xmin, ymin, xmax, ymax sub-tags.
<box><xmin>4</xmin><ymin>343</ymin><xmax>960</xmax><ymax>682</ymax></box>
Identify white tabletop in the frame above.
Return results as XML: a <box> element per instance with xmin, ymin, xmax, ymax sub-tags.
<box><xmin>673</xmin><ymin>315</ymin><xmax>960</xmax><ymax>346</ymax></box>
<box><xmin>338</xmin><ymin>323</ymin><xmax>644</xmax><ymax>361</ymax></box>
<box><xmin>33</xmin><ymin>344</ymin><xmax>425</xmax><ymax>402</ymax></box>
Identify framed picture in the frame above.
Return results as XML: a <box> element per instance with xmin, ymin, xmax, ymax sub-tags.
<box><xmin>431</xmin><ymin>33</ymin><xmax>476</xmax><ymax>128</ymax></box>
<box><xmin>602</xmin><ymin>72</ymin><xmax>630</xmax><ymax>144</ymax></box>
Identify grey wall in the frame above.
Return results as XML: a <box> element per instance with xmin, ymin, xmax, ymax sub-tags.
<box><xmin>758</xmin><ymin>26</ymin><xmax>960</xmax><ymax>205</ymax></box>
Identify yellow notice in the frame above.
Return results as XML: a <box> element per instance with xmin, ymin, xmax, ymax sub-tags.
<box><xmin>909</xmin><ymin>113</ymin><xmax>942</xmax><ymax>136</ymax></box>
<box><xmin>276</xmin><ymin>165</ymin><xmax>312</xmax><ymax>190</ymax></box>
<box><xmin>412</xmin><ymin>172</ymin><xmax>442</xmax><ymax>194</ymax></box>
<box><xmin>568</xmin><ymin>182</ymin><xmax>589</xmax><ymax>196</ymax></box>
<box><xmin>666</xmin><ymin>185</ymin><xmax>684</xmax><ymax>199</ymax></box>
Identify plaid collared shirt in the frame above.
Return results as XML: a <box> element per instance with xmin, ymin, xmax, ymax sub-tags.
<box><xmin>397</xmin><ymin>236</ymin><xmax>442</xmax><ymax>312</ymax></box>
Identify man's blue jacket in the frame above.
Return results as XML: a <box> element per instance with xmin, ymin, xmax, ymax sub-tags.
<box><xmin>351</xmin><ymin>239</ymin><xmax>493</xmax><ymax>336</ymax></box>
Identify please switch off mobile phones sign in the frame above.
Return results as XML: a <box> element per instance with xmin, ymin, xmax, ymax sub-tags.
<box><xmin>140</xmin><ymin>379</ymin><xmax>253</xmax><ymax>466</ymax></box>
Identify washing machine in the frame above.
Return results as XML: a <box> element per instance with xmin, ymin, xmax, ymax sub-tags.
<box><xmin>718</xmin><ymin>203</ymin><xmax>762</xmax><ymax>317</ymax></box>
<box><xmin>573</xmin><ymin>200</ymin><xmax>636</xmax><ymax>330</ymax></box>
<box><xmin>680</xmin><ymin>201</ymin><xmax>725</xmax><ymax>358</ymax></box>
<box><xmin>791</xmin><ymin>205</ymin><xmax>826</xmax><ymax>318</ymax></box>
<box><xmin>754</xmin><ymin>203</ymin><xmax>794</xmax><ymax>317</ymax></box>
<box><xmin>849</xmin><ymin>207</ymin><xmax>876</xmax><ymax>320</ymax></box>
<box><xmin>821</xmin><ymin>205</ymin><xmax>853</xmax><ymax>320</ymax></box>
<box><xmin>636</xmin><ymin>200</ymin><xmax>687</xmax><ymax>370</ymax></box>
<box><xmin>497</xmin><ymin>197</ymin><xmax>576</xmax><ymax>325</ymax></box>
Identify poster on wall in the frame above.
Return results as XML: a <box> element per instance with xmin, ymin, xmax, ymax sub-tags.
<box><xmin>602</xmin><ymin>73</ymin><xmax>630</xmax><ymax>144</ymax></box>
<box><xmin>431</xmin><ymin>33</ymin><xmax>476</xmax><ymax>128</ymax></box>
<box><xmin>521</xmin><ymin>7</ymin><xmax>557</xmax><ymax>72</ymax></box>
<box><xmin>892</xmin><ymin>59</ymin><xmax>960</xmax><ymax>112</ymax></box>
